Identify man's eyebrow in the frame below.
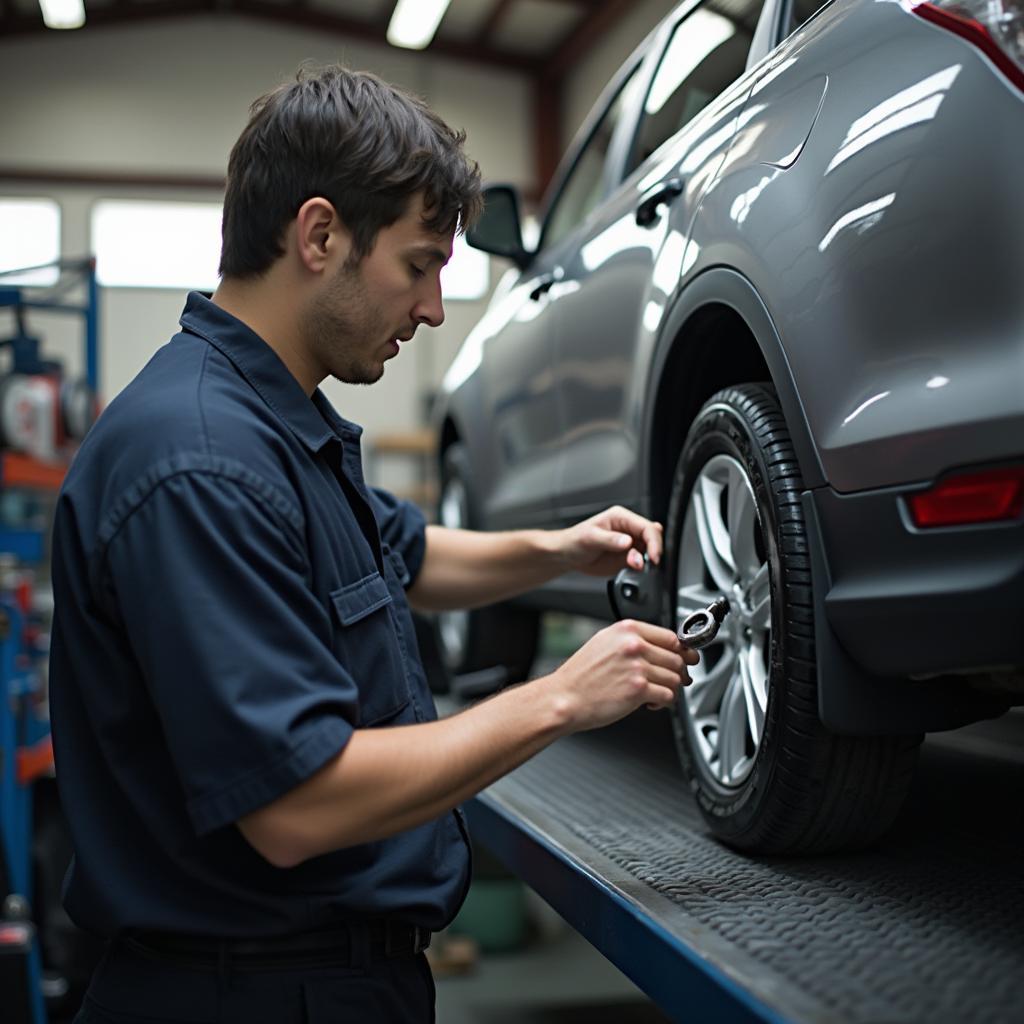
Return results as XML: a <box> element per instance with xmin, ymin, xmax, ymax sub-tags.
<box><xmin>408</xmin><ymin>244</ymin><xmax>450</xmax><ymax>264</ymax></box>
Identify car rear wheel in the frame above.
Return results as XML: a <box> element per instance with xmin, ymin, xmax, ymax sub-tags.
<box><xmin>665</xmin><ymin>384</ymin><xmax>921</xmax><ymax>854</ymax></box>
<box><xmin>437</xmin><ymin>443</ymin><xmax>540</xmax><ymax>685</ymax></box>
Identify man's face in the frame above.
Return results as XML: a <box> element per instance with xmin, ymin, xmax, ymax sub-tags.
<box><xmin>305</xmin><ymin>195</ymin><xmax>453</xmax><ymax>386</ymax></box>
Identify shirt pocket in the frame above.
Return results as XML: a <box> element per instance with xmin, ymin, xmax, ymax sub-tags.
<box><xmin>329</xmin><ymin>572</ymin><xmax>409</xmax><ymax>726</ymax></box>
<box><xmin>382</xmin><ymin>544</ymin><xmax>411</xmax><ymax>588</ymax></box>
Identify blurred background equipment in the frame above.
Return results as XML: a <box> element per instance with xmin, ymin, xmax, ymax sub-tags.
<box><xmin>0</xmin><ymin>259</ymin><xmax>102</xmax><ymax>1024</ymax></box>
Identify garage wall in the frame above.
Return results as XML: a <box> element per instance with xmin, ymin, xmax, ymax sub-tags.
<box><xmin>0</xmin><ymin>14</ymin><xmax>530</xmax><ymax>467</ymax></box>
<box><xmin>0</xmin><ymin>2</ymin><xmax>680</xmax><ymax>487</ymax></box>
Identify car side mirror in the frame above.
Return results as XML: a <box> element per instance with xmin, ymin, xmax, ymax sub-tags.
<box><xmin>467</xmin><ymin>185</ymin><xmax>531</xmax><ymax>269</ymax></box>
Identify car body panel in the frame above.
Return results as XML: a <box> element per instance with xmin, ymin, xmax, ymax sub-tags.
<box><xmin>435</xmin><ymin>0</ymin><xmax>1024</xmax><ymax>724</ymax></box>
<box><xmin>686</xmin><ymin>0</ymin><xmax>1024</xmax><ymax>493</ymax></box>
<box><xmin>554</xmin><ymin>68</ymin><xmax>764</xmax><ymax>516</ymax></box>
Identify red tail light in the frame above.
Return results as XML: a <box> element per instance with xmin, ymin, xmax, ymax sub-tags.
<box><xmin>0</xmin><ymin>922</ymin><xmax>31</xmax><ymax>947</ymax></box>
<box><xmin>907</xmin><ymin>466</ymin><xmax>1024</xmax><ymax>527</ymax></box>
<box><xmin>909</xmin><ymin>0</ymin><xmax>1024</xmax><ymax>92</ymax></box>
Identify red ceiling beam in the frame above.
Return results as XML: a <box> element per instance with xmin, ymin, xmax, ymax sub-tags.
<box><xmin>542</xmin><ymin>0</ymin><xmax>637</xmax><ymax>82</ymax></box>
<box><xmin>232</xmin><ymin>0</ymin><xmax>537</xmax><ymax>74</ymax></box>
<box><xmin>0</xmin><ymin>166</ymin><xmax>226</xmax><ymax>191</ymax></box>
<box><xmin>531</xmin><ymin>76</ymin><xmax>563</xmax><ymax>206</ymax></box>
<box><xmin>475</xmin><ymin>0</ymin><xmax>516</xmax><ymax>46</ymax></box>
<box><xmin>0</xmin><ymin>0</ymin><xmax>538</xmax><ymax>74</ymax></box>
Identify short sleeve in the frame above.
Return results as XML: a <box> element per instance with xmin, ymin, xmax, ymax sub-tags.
<box><xmin>367</xmin><ymin>487</ymin><xmax>427</xmax><ymax>586</ymax></box>
<box><xmin>103</xmin><ymin>469</ymin><xmax>356</xmax><ymax>836</ymax></box>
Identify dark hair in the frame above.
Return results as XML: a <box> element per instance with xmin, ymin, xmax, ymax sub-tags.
<box><xmin>219</xmin><ymin>65</ymin><xmax>483</xmax><ymax>278</ymax></box>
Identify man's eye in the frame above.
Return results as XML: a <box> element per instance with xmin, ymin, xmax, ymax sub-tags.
<box><xmin>410</xmin><ymin>264</ymin><xmax>426</xmax><ymax>278</ymax></box>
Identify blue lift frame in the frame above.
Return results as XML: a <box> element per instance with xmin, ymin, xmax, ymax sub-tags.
<box><xmin>0</xmin><ymin>258</ymin><xmax>100</xmax><ymax>1024</ymax></box>
<box><xmin>463</xmin><ymin>793</ymin><xmax>788</xmax><ymax>1024</ymax></box>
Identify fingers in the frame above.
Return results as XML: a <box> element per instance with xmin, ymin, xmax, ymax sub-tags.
<box><xmin>642</xmin><ymin>682</ymin><xmax>677</xmax><ymax>710</ymax></box>
<box><xmin>628</xmin><ymin>619</ymin><xmax>684</xmax><ymax>650</ymax></box>
<box><xmin>646</xmin><ymin>663</ymin><xmax>687</xmax><ymax>690</ymax></box>
<box><xmin>639</xmin><ymin>640</ymin><xmax>689</xmax><ymax>675</ymax></box>
<box><xmin>598</xmin><ymin>506</ymin><xmax>664</xmax><ymax>565</ymax></box>
<box><xmin>611</xmin><ymin>620</ymin><xmax>692</xmax><ymax>695</ymax></box>
<box><xmin>679</xmin><ymin>645</ymin><xmax>701</xmax><ymax>667</ymax></box>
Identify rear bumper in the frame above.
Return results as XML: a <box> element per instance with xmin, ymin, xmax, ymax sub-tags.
<box><xmin>804</xmin><ymin>482</ymin><xmax>1021</xmax><ymax>735</ymax></box>
<box><xmin>812</xmin><ymin>482</ymin><xmax>1024</xmax><ymax>677</ymax></box>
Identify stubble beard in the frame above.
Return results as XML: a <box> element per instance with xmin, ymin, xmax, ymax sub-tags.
<box><xmin>306</xmin><ymin>260</ymin><xmax>385</xmax><ymax>386</ymax></box>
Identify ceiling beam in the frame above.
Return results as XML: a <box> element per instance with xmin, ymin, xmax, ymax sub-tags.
<box><xmin>542</xmin><ymin>0</ymin><xmax>636</xmax><ymax>82</ymax></box>
<box><xmin>531</xmin><ymin>75</ymin><xmax>562</xmax><ymax>204</ymax></box>
<box><xmin>0</xmin><ymin>0</ymin><xmax>538</xmax><ymax>74</ymax></box>
<box><xmin>474</xmin><ymin>0</ymin><xmax>516</xmax><ymax>47</ymax></box>
<box><xmin>231</xmin><ymin>0</ymin><xmax>538</xmax><ymax>74</ymax></box>
<box><xmin>0</xmin><ymin>166</ymin><xmax>226</xmax><ymax>191</ymax></box>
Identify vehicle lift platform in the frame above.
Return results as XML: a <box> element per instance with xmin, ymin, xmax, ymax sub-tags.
<box><xmin>440</xmin><ymin>697</ymin><xmax>1024</xmax><ymax>1024</ymax></box>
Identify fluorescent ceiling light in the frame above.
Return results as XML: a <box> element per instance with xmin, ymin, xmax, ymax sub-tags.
<box><xmin>387</xmin><ymin>0</ymin><xmax>452</xmax><ymax>50</ymax></box>
<box><xmin>39</xmin><ymin>0</ymin><xmax>85</xmax><ymax>29</ymax></box>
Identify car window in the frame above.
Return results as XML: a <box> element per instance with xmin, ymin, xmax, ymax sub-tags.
<box><xmin>789</xmin><ymin>0</ymin><xmax>830</xmax><ymax>32</ymax></box>
<box><xmin>541</xmin><ymin>65</ymin><xmax>640</xmax><ymax>252</ymax></box>
<box><xmin>626</xmin><ymin>0</ymin><xmax>766</xmax><ymax>176</ymax></box>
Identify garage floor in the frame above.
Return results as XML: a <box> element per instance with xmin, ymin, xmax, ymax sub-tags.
<box><xmin>434</xmin><ymin>924</ymin><xmax>671</xmax><ymax>1023</ymax></box>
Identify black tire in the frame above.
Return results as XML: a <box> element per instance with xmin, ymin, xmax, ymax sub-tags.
<box><xmin>436</xmin><ymin>443</ymin><xmax>540</xmax><ymax>685</ymax></box>
<box><xmin>664</xmin><ymin>384</ymin><xmax>921</xmax><ymax>855</ymax></box>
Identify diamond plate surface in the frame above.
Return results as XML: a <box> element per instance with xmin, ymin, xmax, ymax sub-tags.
<box><xmin>466</xmin><ymin>704</ymin><xmax>1024</xmax><ymax>1024</ymax></box>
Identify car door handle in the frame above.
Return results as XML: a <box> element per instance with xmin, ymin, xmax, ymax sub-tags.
<box><xmin>528</xmin><ymin>267</ymin><xmax>563</xmax><ymax>301</ymax></box>
<box><xmin>635</xmin><ymin>178</ymin><xmax>684</xmax><ymax>227</ymax></box>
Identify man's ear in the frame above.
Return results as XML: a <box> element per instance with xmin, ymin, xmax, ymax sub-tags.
<box><xmin>295</xmin><ymin>197</ymin><xmax>352</xmax><ymax>274</ymax></box>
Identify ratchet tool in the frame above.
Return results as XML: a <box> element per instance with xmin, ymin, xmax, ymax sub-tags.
<box><xmin>608</xmin><ymin>557</ymin><xmax>730</xmax><ymax>649</ymax></box>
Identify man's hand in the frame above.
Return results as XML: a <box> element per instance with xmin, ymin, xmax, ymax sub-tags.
<box><xmin>557</xmin><ymin>505</ymin><xmax>664</xmax><ymax>578</ymax></box>
<box><xmin>548</xmin><ymin>619</ymin><xmax>700</xmax><ymax>731</ymax></box>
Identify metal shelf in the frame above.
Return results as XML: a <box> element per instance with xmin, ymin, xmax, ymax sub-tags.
<box><xmin>442</xmin><ymin>698</ymin><xmax>1024</xmax><ymax>1024</ymax></box>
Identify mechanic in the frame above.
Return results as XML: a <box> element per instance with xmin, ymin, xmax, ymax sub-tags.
<box><xmin>48</xmin><ymin>65</ymin><xmax>696</xmax><ymax>1024</ymax></box>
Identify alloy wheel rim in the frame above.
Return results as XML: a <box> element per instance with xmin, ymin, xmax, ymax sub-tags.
<box><xmin>676</xmin><ymin>454</ymin><xmax>772</xmax><ymax>787</ymax></box>
<box><xmin>437</xmin><ymin>476</ymin><xmax>471</xmax><ymax>666</ymax></box>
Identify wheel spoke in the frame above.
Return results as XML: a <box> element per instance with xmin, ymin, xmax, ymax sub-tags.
<box><xmin>727</xmin><ymin>464</ymin><xmax>759</xmax><ymax>583</ymax></box>
<box><xmin>686</xmin><ymin>642</ymin><xmax>735</xmax><ymax>718</ymax></box>
<box><xmin>717</xmin><ymin>669</ymin><xmax>749</xmax><ymax>784</ymax></box>
<box><xmin>693</xmin><ymin>483</ymin><xmax>735</xmax><ymax>593</ymax></box>
<box><xmin>747</xmin><ymin>562</ymin><xmax>771</xmax><ymax>630</ymax></box>
<box><xmin>676</xmin><ymin>452</ymin><xmax>777</xmax><ymax>790</ymax></box>
<box><xmin>749</xmin><ymin>635</ymin><xmax>770</xmax><ymax>713</ymax></box>
<box><xmin>676</xmin><ymin>581</ymin><xmax>719</xmax><ymax>622</ymax></box>
<box><xmin>739</xmin><ymin>646</ymin><xmax>765</xmax><ymax>748</ymax></box>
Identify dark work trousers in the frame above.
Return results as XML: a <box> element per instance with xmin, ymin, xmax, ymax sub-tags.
<box><xmin>72</xmin><ymin>940</ymin><xmax>436</xmax><ymax>1023</ymax></box>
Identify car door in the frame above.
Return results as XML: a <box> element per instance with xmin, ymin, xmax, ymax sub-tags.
<box><xmin>553</xmin><ymin>0</ymin><xmax>768</xmax><ymax>521</ymax></box>
<box><xmin>474</xmin><ymin>63</ymin><xmax>645</xmax><ymax>530</ymax></box>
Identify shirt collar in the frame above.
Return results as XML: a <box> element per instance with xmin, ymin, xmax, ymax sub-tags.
<box><xmin>179</xmin><ymin>291</ymin><xmax>363</xmax><ymax>452</ymax></box>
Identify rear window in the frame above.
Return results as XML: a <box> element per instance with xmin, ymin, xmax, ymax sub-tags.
<box><xmin>627</xmin><ymin>0</ymin><xmax>766</xmax><ymax>175</ymax></box>
<box><xmin>789</xmin><ymin>0</ymin><xmax>831</xmax><ymax>32</ymax></box>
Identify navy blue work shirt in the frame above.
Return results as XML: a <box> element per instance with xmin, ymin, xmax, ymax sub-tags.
<box><xmin>48</xmin><ymin>292</ymin><xmax>470</xmax><ymax>938</ymax></box>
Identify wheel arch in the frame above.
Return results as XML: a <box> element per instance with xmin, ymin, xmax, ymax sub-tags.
<box><xmin>643</xmin><ymin>267</ymin><xmax>826</xmax><ymax>523</ymax></box>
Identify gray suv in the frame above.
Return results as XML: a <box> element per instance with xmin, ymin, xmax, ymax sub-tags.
<box><xmin>433</xmin><ymin>0</ymin><xmax>1024</xmax><ymax>854</ymax></box>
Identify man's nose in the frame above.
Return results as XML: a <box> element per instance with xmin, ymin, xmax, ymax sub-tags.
<box><xmin>414</xmin><ymin>282</ymin><xmax>445</xmax><ymax>329</ymax></box>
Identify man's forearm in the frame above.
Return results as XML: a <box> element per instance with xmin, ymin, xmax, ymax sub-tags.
<box><xmin>238</xmin><ymin>678</ymin><xmax>573</xmax><ymax>867</ymax></box>
<box><xmin>407</xmin><ymin>524</ymin><xmax>567</xmax><ymax>612</ymax></box>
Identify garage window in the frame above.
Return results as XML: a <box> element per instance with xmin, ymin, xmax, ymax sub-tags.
<box><xmin>92</xmin><ymin>199</ymin><xmax>223</xmax><ymax>290</ymax></box>
<box><xmin>442</xmin><ymin>233</ymin><xmax>489</xmax><ymax>300</ymax></box>
<box><xmin>0</xmin><ymin>198</ymin><xmax>61</xmax><ymax>287</ymax></box>
<box><xmin>92</xmin><ymin>199</ymin><xmax>488</xmax><ymax>300</ymax></box>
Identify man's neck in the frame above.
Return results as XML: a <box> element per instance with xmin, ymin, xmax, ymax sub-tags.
<box><xmin>212</xmin><ymin>275</ymin><xmax>323</xmax><ymax>396</ymax></box>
